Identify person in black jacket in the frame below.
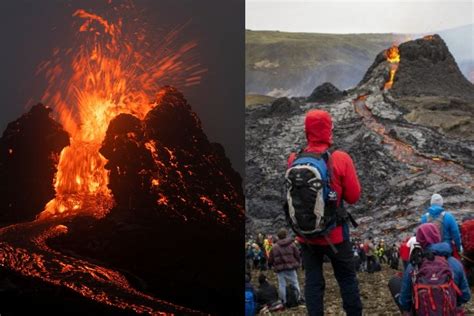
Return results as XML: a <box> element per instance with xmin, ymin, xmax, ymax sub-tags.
<box><xmin>256</xmin><ymin>274</ymin><xmax>280</xmax><ymax>311</ymax></box>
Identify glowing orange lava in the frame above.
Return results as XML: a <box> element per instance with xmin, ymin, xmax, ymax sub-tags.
<box><xmin>37</xmin><ymin>6</ymin><xmax>203</xmax><ymax>219</ymax></box>
<box><xmin>383</xmin><ymin>45</ymin><xmax>400</xmax><ymax>90</ymax></box>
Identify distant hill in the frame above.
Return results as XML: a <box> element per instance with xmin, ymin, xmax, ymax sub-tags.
<box><xmin>245</xmin><ymin>94</ymin><xmax>276</xmax><ymax>107</ymax></box>
<box><xmin>246</xmin><ymin>25</ymin><xmax>473</xmax><ymax>97</ymax></box>
<box><xmin>246</xmin><ymin>30</ymin><xmax>401</xmax><ymax>97</ymax></box>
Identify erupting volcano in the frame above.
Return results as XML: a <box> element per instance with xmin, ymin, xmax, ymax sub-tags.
<box><xmin>38</xmin><ymin>8</ymin><xmax>202</xmax><ymax>219</ymax></box>
<box><xmin>0</xmin><ymin>3</ymin><xmax>243</xmax><ymax>315</ymax></box>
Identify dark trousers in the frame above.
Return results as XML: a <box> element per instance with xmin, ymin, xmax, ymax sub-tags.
<box><xmin>302</xmin><ymin>240</ymin><xmax>363</xmax><ymax>316</ymax></box>
<box><xmin>388</xmin><ymin>275</ymin><xmax>403</xmax><ymax>312</ymax></box>
<box><xmin>366</xmin><ymin>255</ymin><xmax>376</xmax><ymax>273</ymax></box>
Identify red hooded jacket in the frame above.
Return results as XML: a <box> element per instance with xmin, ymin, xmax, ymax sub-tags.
<box><xmin>399</xmin><ymin>237</ymin><xmax>411</xmax><ymax>261</ymax></box>
<box><xmin>287</xmin><ymin>110</ymin><xmax>361</xmax><ymax>245</ymax></box>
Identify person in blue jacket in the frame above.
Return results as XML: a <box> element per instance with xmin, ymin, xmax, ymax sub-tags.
<box><xmin>394</xmin><ymin>223</ymin><xmax>471</xmax><ymax>313</ymax></box>
<box><xmin>421</xmin><ymin>193</ymin><xmax>462</xmax><ymax>254</ymax></box>
<box><xmin>245</xmin><ymin>273</ymin><xmax>256</xmax><ymax>316</ymax></box>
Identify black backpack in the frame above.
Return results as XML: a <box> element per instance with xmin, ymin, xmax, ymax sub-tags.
<box><xmin>285</xmin><ymin>284</ymin><xmax>299</xmax><ymax>308</ymax></box>
<box><xmin>284</xmin><ymin>151</ymin><xmax>358</xmax><ymax>249</ymax></box>
<box><xmin>284</xmin><ymin>152</ymin><xmax>337</xmax><ymax>238</ymax></box>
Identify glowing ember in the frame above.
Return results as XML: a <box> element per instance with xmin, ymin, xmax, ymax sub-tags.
<box><xmin>383</xmin><ymin>45</ymin><xmax>400</xmax><ymax>90</ymax></box>
<box><xmin>37</xmin><ymin>6</ymin><xmax>203</xmax><ymax>219</ymax></box>
<box><xmin>200</xmin><ymin>195</ymin><xmax>228</xmax><ymax>222</ymax></box>
<box><xmin>157</xmin><ymin>194</ymin><xmax>169</xmax><ymax>206</ymax></box>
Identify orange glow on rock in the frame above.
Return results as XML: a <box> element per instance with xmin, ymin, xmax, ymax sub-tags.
<box><xmin>383</xmin><ymin>45</ymin><xmax>400</xmax><ymax>90</ymax></box>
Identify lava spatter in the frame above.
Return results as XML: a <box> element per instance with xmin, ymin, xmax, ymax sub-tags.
<box><xmin>383</xmin><ymin>45</ymin><xmax>400</xmax><ymax>90</ymax></box>
<box><xmin>37</xmin><ymin>5</ymin><xmax>204</xmax><ymax>219</ymax></box>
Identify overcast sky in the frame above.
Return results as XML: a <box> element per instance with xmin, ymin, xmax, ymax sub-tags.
<box><xmin>246</xmin><ymin>0</ymin><xmax>473</xmax><ymax>34</ymax></box>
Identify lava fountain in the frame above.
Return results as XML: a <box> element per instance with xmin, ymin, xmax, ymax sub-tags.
<box><xmin>383</xmin><ymin>45</ymin><xmax>400</xmax><ymax>90</ymax></box>
<box><xmin>37</xmin><ymin>6</ymin><xmax>204</xmax><ymax>219</ymax></box>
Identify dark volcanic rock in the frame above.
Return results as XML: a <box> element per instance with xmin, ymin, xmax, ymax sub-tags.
<box><xmin>246</xmin><ymin>60</ymin><xmax>474</xmax><ymax>242</ymax></box>
<box><xmin>393</xmin><ymin>35</ymin><xmax>474</xmax><ymax>100</ymax></box>
<box><xmin>360</xmin><ymin>35</ymin><xmax>474</xmax><ymax>100</ymax></box>
<box><xmin>270</xmin><ymin>97</ymin><xmax>293</xmax><ymax>114</ymax></box>
<box><xmin>306</xmin><ymin>82</ymin><xmax>344</xmax><ymax>103</ymax></box>
<box><xmin>0</xmin><ymin>104</ymin><xmax>69</xmax><ymax>224</ymax></box>
<box><xmin>100</xmin><ymin>86</ymin><xmax>244</xmax><ymax>224</ymax></box>
<box><xmin>51</xmin><ymin>86</ymin><xmax>244</xmax><ymax>314</ymax></box>
<box><xmin>245</xmin><ymin>36</ymin><xmax>474</xmax><ymax>315</ymax></box>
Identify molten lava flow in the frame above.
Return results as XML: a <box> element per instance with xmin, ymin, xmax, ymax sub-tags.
<box><xmin>37</xmin><ymin>7</ymin><xmax>203</xmax><ymax>219</ymax></box>
<box><xmin>353</xmin><ymin>97</ymin><xmax>474</xmax><ymax>190</ymax></box>
<box><xmin>383</xmin><ymin>45</ymin><xmax>400</xmax><ymax>90</ymax></box>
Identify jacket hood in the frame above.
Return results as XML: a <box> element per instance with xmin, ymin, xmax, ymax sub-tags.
<box><xmin>427</xmin><ymin>205</ymin><xmax>444</xmax><ymax>217</ymax></box>
<box><xmin>305</xmin><ymin>110</ymin><xmax>333</xmax><ymax>151</ymax></box>
<box><xmin>277</xmin><ymin>237</ymin><xmax>294</xmax><ymax>247</ymax></box>
<box><xmin>427</xmin><ymin>242</ymin><xmax>452</xmax><ymax>256</ymax></box>
<box><xmin>416</xmin><ymin>223</ymin><xmax>441</xmax><ymax>248</ymax></box>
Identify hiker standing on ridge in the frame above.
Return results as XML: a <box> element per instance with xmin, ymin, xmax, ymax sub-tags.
<box><xmin>421</xmin><ymin>193</ymin><xmax>462</xmax><ymax>258</ymax></box>
<box><xmin>286</xmin><ymin>109</ymin><xmax>362</xmax><ymax>316</ymax></box>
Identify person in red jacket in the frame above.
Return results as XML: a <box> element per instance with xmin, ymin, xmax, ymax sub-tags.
<box><xmin>399</xmin><ymin>236</ymin><xmax>410</xmax><ymax>271</ymax></box>
<box><xmin>287</xmin><ymin>109</ymin><xmax>362</xmax><ymax>316</ymax></box>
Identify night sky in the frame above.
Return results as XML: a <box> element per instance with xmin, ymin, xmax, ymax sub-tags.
<box><xmin>0</xmin><ymin>0</ymin><xmax>245</xmax><ymax>175</ymax></box>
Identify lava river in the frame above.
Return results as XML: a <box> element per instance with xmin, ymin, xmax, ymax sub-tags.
<box><xmin>353</xmin><ymin>96</ymin><xmax>474</xmax><ymax>191</ymax></box>
<box><xmin>0</xmin><ymin>216</ymin><xmax>201</xmax><ymax>315</ymax></box>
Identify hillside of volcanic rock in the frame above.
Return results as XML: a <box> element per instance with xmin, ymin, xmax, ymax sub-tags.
<box><xmin>0</xmin><ymin>104</ymin><xmax>69</xmax><ymax>224</ymax></box>
<box><xmin>246</xmin><ymin>35</ymin><xmax>474</xmax><ymax>242</ymax></box>
<box><xmin>306</xmin><ymin>82</ymin><xmax>345</xmax><ymax>103</ymax></box>
<box><xmin>48</xmin><ymin>86</ymin><xmax>244</xmax><ymax>314</ymax></box>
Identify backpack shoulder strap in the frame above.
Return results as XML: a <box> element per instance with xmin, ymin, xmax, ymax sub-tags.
<box><xmin>296</xmin><ymin>150</ymin><xmax>332</xmax><ymax>179</ymax></box>
<box><xmin>296</xmin><ymin>151</ymin><xmax>323</xmax><ymax>159</ymax></box>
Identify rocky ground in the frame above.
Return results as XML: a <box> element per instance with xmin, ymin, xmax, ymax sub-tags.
<box><xmin>250</xmin><ymin>263</ymin><xmax>474</xmax><ymax>315</ymax></box>
<box><xmin>246</xmin><ymin>35</ymin><xmax>474</xmax><ymax>244</ymax></box>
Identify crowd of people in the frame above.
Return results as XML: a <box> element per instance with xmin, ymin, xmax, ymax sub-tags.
<box><xmin>245</xmin><ymin>229</ymin><xmax>304</xmax><ymax>314</ymax></box>
<box><xmin>246</xmin><ymin>194</ymin><xmax>474</xmax><ymax>315</ymax></box>
<box><xmin>245</xmin><ymin>109</ymin><xmax>473</xmax><ymax>316</ymax></box>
